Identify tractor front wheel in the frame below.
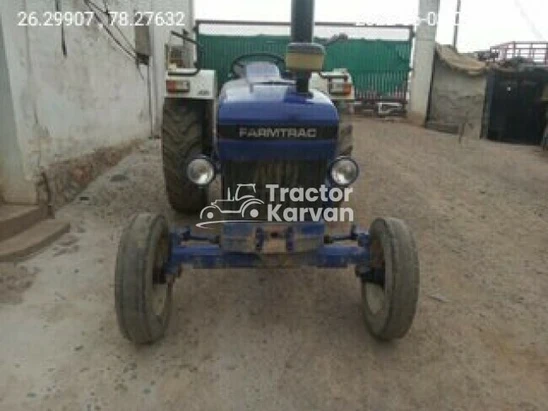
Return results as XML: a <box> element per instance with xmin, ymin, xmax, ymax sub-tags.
<box><xmin>360</xmin><ymin>218</ymin><xmax>420</xmax><ymax>341</ymax></box>
<box><xmin>115</xmin><ymin>214</ymin><xmax>173</xmax><ymax>345</ymax></box>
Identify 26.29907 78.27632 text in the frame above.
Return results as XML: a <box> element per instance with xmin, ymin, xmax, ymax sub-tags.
<box><xmin>17</xmin><ymin>11</ymin><xmax>185</xmax><ymax>27</ymax></box>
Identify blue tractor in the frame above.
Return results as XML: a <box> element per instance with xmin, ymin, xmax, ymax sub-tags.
<box><xmin>115</xmin><ymin>0</ymin><xmax>420</xmax><ymax>345</ymax></box>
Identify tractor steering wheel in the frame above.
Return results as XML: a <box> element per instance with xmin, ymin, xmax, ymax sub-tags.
<box><xmin>230</xmin><ymin>53</ymin><xmax>286</xmax><ymax>78</ymax></box>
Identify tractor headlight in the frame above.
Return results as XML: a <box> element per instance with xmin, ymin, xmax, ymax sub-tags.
<box><xmin>187</xmin><ymin>157</ymin><xmax>216</xmax><ymax>187</ymax></box>
<box><xmin>329</xmin><ymin>157</ymin><xmax>359</xmax><ymax>187</ymax></box>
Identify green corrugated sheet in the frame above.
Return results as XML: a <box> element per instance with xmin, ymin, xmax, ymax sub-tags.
<box><xmin>197</xmin><ymin>34</ymin><xmax>412</xmax><ymax>100</ymax></box>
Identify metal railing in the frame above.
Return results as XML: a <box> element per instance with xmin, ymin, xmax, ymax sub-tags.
<box><xmin>490</xmin><ymin>42</ymin><xmax>548</xmax><ymax>65</ymax></box>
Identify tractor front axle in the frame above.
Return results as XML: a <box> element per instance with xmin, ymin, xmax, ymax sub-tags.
<box><xmin>164</xmin><ymin>225</ymin><xmax>370</xmax><ymax>272</ymax></box>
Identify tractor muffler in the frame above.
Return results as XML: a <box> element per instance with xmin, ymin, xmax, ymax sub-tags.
<box><xmin>289</xmin><ymin>0</ymin><xmax>320</xmax><ymax>94</ymax></box>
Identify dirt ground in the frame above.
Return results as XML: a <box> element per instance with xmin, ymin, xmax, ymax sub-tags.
<box><xmin>1</xmin><ymin>118</ymin><xmax>548</xmax><ymax>411</ymax></box>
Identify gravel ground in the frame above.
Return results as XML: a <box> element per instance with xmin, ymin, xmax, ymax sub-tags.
<box><xmin>1</xmin><ymin>118</ymin><xmax>548</xmax><ymax>411</ymax></box>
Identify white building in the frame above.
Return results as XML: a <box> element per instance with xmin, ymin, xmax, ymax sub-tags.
<box><xmin>0</xmin><ymin>0</ymin><xmax>194</xmax><ymax>205</ymax></box>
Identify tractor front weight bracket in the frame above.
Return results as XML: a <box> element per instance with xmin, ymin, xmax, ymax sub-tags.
<box><xmin>164</xmin><ymin>226</ymin><xmax>371</xmax><ymax>275</ymax></box>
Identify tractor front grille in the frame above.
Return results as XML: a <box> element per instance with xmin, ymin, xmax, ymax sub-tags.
<box><xmin>223</xmin><ymin>160</ymin><xmax>328</xmax><ymax>219</ymax></box>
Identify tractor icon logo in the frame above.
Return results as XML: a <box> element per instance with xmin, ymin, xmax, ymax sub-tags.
<box><xmin>198</xmin><ymin>184</ymin><xmax>265</xmax><ymax>228</ymax></box>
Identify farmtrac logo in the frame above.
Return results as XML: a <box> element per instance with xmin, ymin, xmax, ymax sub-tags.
<box><xmin>239</xmin><ymin>127</ymin><xmax>317</xmax><ymax>139</ymax></box>
<box><xmin>197</xmin><ymin>184</ymin><xmax>354</xmax><ymax>229</ymax></box>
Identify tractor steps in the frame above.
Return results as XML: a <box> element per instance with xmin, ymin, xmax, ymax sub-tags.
<box><xmin>0</xmin><ymin>204</ymin><xmax>70</xmax><ymax>262</ymax></box>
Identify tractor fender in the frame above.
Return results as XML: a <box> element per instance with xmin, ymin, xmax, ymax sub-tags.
<box><xmin>165</xmin><ymin>69</ymin><xmax>217</xmax><ymax>101</ymax></box>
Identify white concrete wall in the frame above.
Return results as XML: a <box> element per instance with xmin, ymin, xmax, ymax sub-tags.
<box><xmin>0</xmin><ymin>0</ymin><xmax>193</xmax><ymax>203</ymax></box>
<box><xmin>0</xmin><ymin>16</ymin><xmax>34</xmax><ymax>202</ymax></box>
<box><xmin>429</xmin><ymin>60</ymin><xmax>487</xmax><ymax>139</ymax></box>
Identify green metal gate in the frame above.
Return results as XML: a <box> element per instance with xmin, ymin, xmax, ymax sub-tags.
<box><xmin>195</xmin><ymin>20</ymin><xmax>413</xmax><ymax>104</ymax></box>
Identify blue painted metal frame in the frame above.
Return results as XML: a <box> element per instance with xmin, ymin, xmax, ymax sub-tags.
<box><xmin>165</xmin><ymin>225</ymin><xmax>370</xmax><ymax>273</ymax></box>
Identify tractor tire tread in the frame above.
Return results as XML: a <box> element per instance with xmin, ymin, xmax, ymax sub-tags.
<box><xmin>336</xmin><ymin>103</ymin><xmax>354</xmax><ymax>156</ymax></box>
<box><xmin>162</xmin><ymin>100</ymin><xmax>207</xmax><ymax>214</ymax></box>
<box><xmin>363</xmin><ymin>218</ymin><xmax>420</xmax><ymax>341</ymax></box>
<box><xmin>115</xmin><ymin>213</ymin><xmax>172</xmax><ymax>345</ymax></box>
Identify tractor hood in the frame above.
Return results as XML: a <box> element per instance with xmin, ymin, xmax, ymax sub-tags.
<box><xmin>217</xmin><ymin>80</ymin><xmax>339</xmax><ymax>129</ymax></box>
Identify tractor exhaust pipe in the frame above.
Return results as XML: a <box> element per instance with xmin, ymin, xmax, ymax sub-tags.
<box><xmin>290</xmin><ymin>0</ymin><xmax>316</xmax><ymax>94</ymax></box>
<box><xmin>291</xmin><ymin>0</ymin><xmax>315</xmax><ymax>43</ymax></box>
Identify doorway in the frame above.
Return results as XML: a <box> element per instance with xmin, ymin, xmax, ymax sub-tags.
<box><xmin>485</xmin><ymin>69</ymin><xmax>548</xmax><ymax>145</ymax></box>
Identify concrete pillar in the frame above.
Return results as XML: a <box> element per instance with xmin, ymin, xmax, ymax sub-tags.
<box><xmin>408</xmin><ymin>0</ymin><xmax>441</xmax><ymax>126</ymax></box>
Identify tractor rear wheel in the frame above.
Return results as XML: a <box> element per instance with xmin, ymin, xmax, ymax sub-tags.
<box><xmin>336</xmin><ymin>102</ymin><xmax>354</xmax><ymax>156</ymax></box>
<box><xmin>115</xmin><ymin>213</ymin><xmax>173</xmax><ymax>345</ymax></box>
<box><xmin>162</xmin><ymin>100</ymin><xmax>207</xmax><ymax>214</ymax></box>
<box><xmin>361</xmin><ymin>218</ymin><xmax>420</xmax><ymax>341</ymax></box>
